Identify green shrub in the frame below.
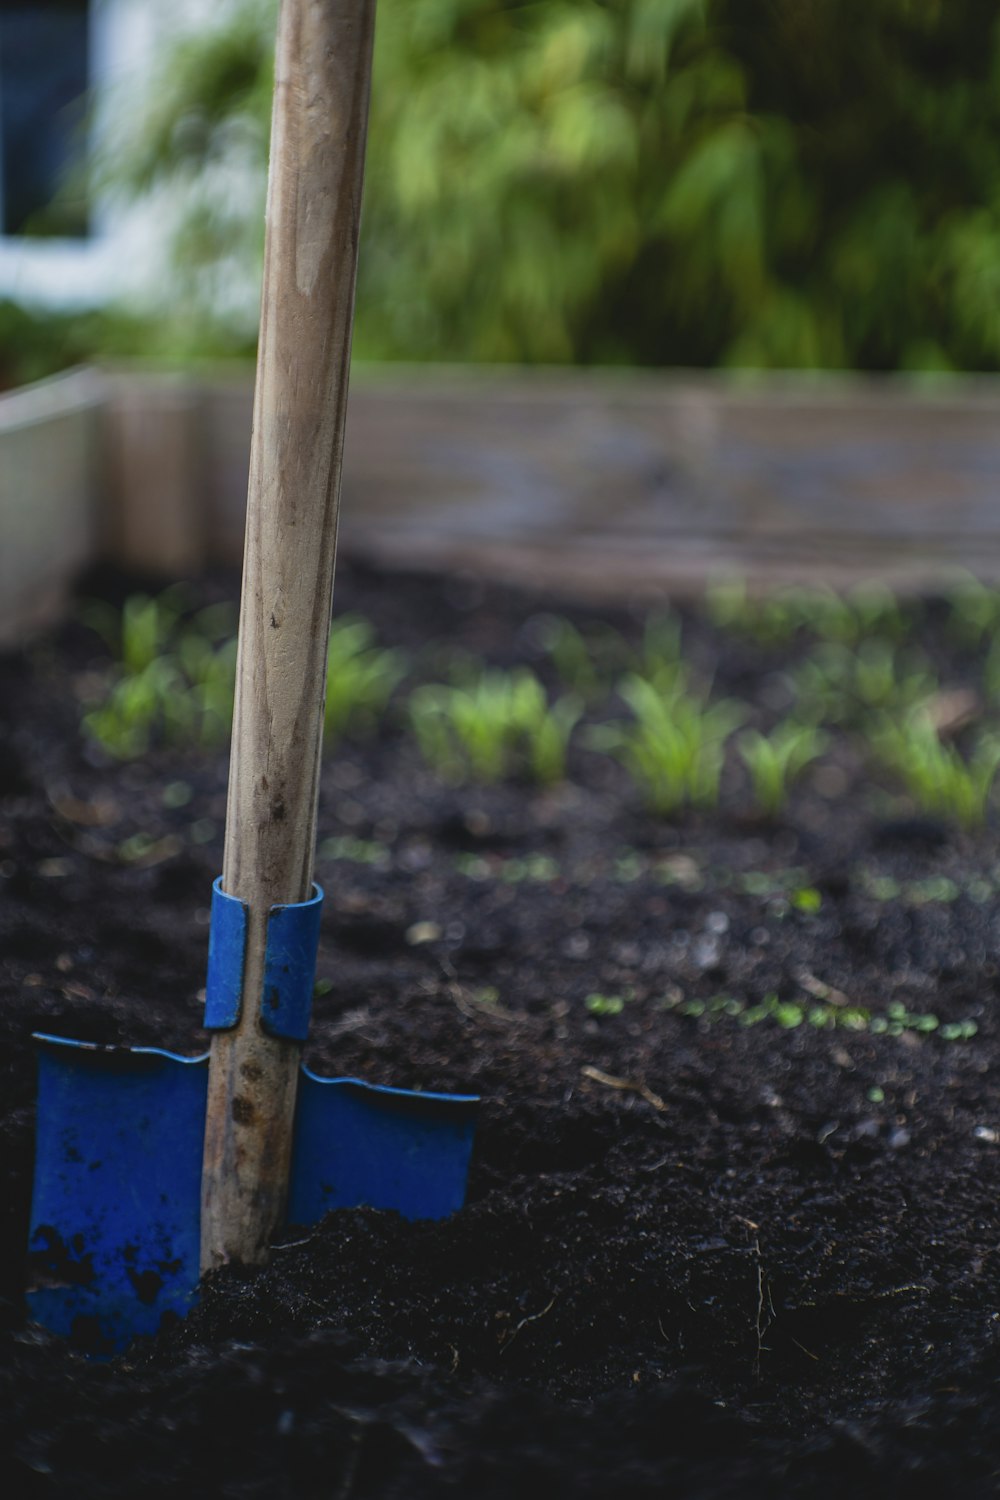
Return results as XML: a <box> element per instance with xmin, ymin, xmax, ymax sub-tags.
<box><xmin>86</xmin><ymin>0</ymin><xmax>1000</xmax><ymax>372</ymax></box>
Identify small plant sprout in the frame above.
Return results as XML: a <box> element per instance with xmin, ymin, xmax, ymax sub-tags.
<box><xmin>533</xmin><ymin>615</ymin><xmax>602</xmax><ymax>701</ymax></box>
<box><xmin>634</xmin><ymin>610</ymin><xmax>686</xmax><ymax>695</ymax></box>
<box><xmin>800</xmin><ymin>582</ymin><xmax>906</xmax><ymax>647</ymax></box>
<box><xmin>706</xmin><ymin>579</ymin><xmax>906</xmax><ymax>649</ymax></box>
<box><xmin>983</xmin><ymin>634</ymin><xmax>1000</xmax><ymax>705</ymax></box>
<box><xmin>705</xmin><ymin>580</ymin><xmax>828</xmax><ymax>647</ymax></box>
<box><xmin>176</xmin><ymin>625</ymin><xmax>239</xmax><ymax>749</ymax></box>
<box><xmin>409</xmin><ymin>670</ymin><xmax>581</xmax><ymax>785</ymax></box>
<box><xmin>663</xmin><ymin>989</ymin><xmax>977</xmax><ymax>1040</ymax></box>
<box><xmin>592</xmin><ymin>674</ymin><xmax>745</xmax><ymax>814</ymax></box>
<box><xmin>82</xmin><ymin>593</ymin><xmax>402</xmax><ymax>759</ymax></box>
<box><xmin>944</xmin><ymin>572</ymin><xmax>1000</xmax><ymax>649</ymax></box>
<box><xmin>83</xmin><ymin>658</ymin><xmax>190</xmax><ymax>759</ymax></box>
<box><xmin>738</xmin><ymin>722</ymin><xmax>828</xmax><ymax>817</ymax></box>
<box><xmin>83</xmin><ymin>590</ymin><xmax>234</xmax><ymax>757</ymax></box>
<box><xmin>837</xmin><ymin>582</ymin><xmax>906</xmax><ymax>644</ymax></box>
<box><xmin>704</xmin><ymin>579</ymin><xmax>800</xmax><ymax>646</ymax></box>
<box><xmin>83</xmin><ymin>588</ymin><xmax>188</xmax><ymax>675</ymax></box>
<box><xmin>585</xmin><ymin>993</ymin><xmax>626</xmax><ymax>1016</ymax></box>
<box><xmin>323</xmin><ymin>616</ymin><xmax>406</xmax><ymax>744</ymax></box>
<box><xmin>792</xmin><ymin>640</ymin><xmax>936</xmax><ymax>727</ymax></box>
<box><xmin>872</xmin><ymin>709</ymin><xmax>1000</xmax><ymax>829</ymax></box>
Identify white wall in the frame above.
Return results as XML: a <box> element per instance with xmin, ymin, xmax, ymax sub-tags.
<box><xmin>0</xmin><ymin>0</ymin><xmax>235</xmax><ymax>310</ymax></box>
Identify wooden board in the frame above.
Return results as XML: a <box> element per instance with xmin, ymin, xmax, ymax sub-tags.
<box><xmin>0</xmin><ymin>369</ymin><xmax>107</xmax><ymax>645</ymax></box>
<box><xmin>4</xmin><ymin>365</ymin><xmax>1000</xmax><ymax>644</ymax></box>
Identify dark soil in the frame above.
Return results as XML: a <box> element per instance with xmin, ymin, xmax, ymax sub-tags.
<box><xmin>3</xmin><ymin>561</ymin><xmax>1000</xmax><ymax>1496</ymax></box>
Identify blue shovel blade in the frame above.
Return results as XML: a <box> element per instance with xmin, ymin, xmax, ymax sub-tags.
<box><xmin>27</xmin><ymin>1038</ymin><xmax>208</xmax><ymax>1356</ymax></box>
<box><xmin>27</xmin><ymin>1036</ymin><xmax>478</xmax><ymax>1354</ymax></box>
<box><xmin>290</xmin><ymin>1066</ymin><xmax>478</xmax><ymax>1224</ymax></box>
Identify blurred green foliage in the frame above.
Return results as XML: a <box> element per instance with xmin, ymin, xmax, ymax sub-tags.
<box><xmin>0</xmin><ymin>299</ymin><xmax>154</xmax><ymax>390</ymax></box>
<box><xmin>17</xmin><ymin>0</ymin><xmax>1000</xmax><ymax>373</ymax></box>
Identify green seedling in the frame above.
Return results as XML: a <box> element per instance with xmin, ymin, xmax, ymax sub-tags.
<box><xmin>664</xmin><ymin>989</ymin><xmax>977</xmax><ymax>1040</ymax></box>
<box><xmin>706</xmin><ymin>579</ymin><xmax>906</xmax><ymax>650</ymax></box>
<box><xmin>591</xmin><ymin>674</ymin><xmax>745</xmax><ymax>814</ymax></box>
<box><xmin>843</xmin><ymin>583</ymin><xmax>905</xmax><ymax>644</ymax></box>
<box><xmin>83</xmin><ymin>656</ymin><xmax>200</xmax><ymax>759</ymax></box>
<box><xmin>585</xmin><ymin>993</ymin><xmax>626</xmax><ymax>1016</ymax></box>
<box><xmin>453</xmin><ymin>851</ymin><xmax>560</xmax><ymax>882</ymax></box>
<box><xmin>534</xmin><ymin>615</ymin><xmax>603</xmax><ymax>701</ymax></box>
<box><xmin>860</xmin><ymin>867</ymin><xmax>990</xmax><ymax>906</ymax></box>
<box><xmin>634</xmin><ymin>611</ymin><xmax>686</xmax><ymax>695</ymax></box>
<box><xmin>83</xmin><ymin>588</ymin><xmax>189</xmax><ymax>676</ymax></box>
<box><xmin>536</xmin><ymin>612</ymin><xmax>686</xmax><ymax>701</ymax></box>
<box><xmin>534</xmin><ymin>607</ymin><xmax>687</xmax><ymax>705</ymax></box>
<box><xmin>83</xmin><ymin>590</ymin><xmax>228</xmax><ymax>757</ymax></box>
<box><xmin>807</xmin><ymin>582</ymin><xmax>906</xmax><ymax>646</ymax></box>
<box><xmin>410</xmin><ymin>670</ymin><xmax>580</xmax><ymax>785</ymax></box>
<box><xmin>872</xmin><ymin>709</ymin><xmax>1000</xmax><ymax>829</ymax></box>
<box><xmin>83</xmin><ymin>593</ymin><xmax>402</xmax><ymax>759</ymax></box>
<box><xmin>175</xmin><ymin>633</ymin><xmax>238</xmax><ymax>748</ymax></box>
<box><xmin>944</xmin><ymin>572</ymin><xmax>1000</xmax><ymax>649</ymax></box>
<box><xmin>792</xmin><ymin>639</ymin><xmax>936</xmax><ymax>726</ymax></box>
<box><xmin>173</xmin><ymin>602</ymin><xmax>240</xmax><ymax>746</ymax></box>
<box><xmin>324</xmin><ymin>616</ymin><xmax>406</xmax><ymax>744</ymax></box>
<box><xmin>705</xmin><ymin>579</ymin><xmax>803</xmax><ymax>646</ymax></box>
<box><xmin>982</xmin><ymin>634</ymin><xmax>1000</xmax><ymax>706</ymax></box>
<box><xmin>737</xmin><ymin>721</ymin><xmax>828</xmax><ymax>817</ymax></box>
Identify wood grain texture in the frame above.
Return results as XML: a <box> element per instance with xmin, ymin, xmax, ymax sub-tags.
<box><xmin>201</xmin><ymin>0</ymin><xmax>376</xmax><ymax>1272</ymax></box>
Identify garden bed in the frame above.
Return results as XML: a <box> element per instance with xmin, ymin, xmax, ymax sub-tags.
<box><xmin>3</xmin><ymin>560</ymin><xmax>1000</xmax><ymax>1495</ymax></box>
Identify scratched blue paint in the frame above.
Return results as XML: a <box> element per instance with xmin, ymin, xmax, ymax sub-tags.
<box><xmin>27</xmin><ymin>1035</ymin><xmax>208</xmax><ymax>1356</ymax></box>
<box><xmin>27</xmin><ymin>1035</ymin><xmax>479</xmax><ymax>1354</ymax></box>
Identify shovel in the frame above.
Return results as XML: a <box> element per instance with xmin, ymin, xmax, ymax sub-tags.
<box><xmin>26</xmin><ymin>0</ymin><xmax>477</xmax><ymax>1356</ymax></box>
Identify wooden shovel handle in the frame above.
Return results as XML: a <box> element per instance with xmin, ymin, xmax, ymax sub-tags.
<box><xmin>201</xmin><ymin>0</ymin><xmax>377</xmax><ymax>1272</ymax></box>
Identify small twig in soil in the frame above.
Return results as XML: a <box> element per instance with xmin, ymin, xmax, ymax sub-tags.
<box><xmin>425</xmin><ymin>964</ymin><xmax>521</xmax><ymax>1026</ymax></box>
<box><xmin>449</xmin><ymin>984</ymin><xmax>520</xmax><ymax>1025</ymax></box>
<box><xmin>794</xmin><ymin>969</ymin><xmax>852</xmax><ymax>1007</ymax></box>
<box><xmin>581</xmin><ymin>1065</ymin><xmax>666</xmax><ymax>1113</ymax></box>
<box><xmin>501</xmin><ymin>1293</ymin><xmax>559</xmax><ymax>1354</ymax></box>
<box><xmin>735</xmin><ymin>1217</ymin><xmax>775</xmax><ymax>1379</ymax></box>
<box><xmin>657</xmin><ymin>1313</ymin><xmax>682</xmax><ymax>1352</ymax></box>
